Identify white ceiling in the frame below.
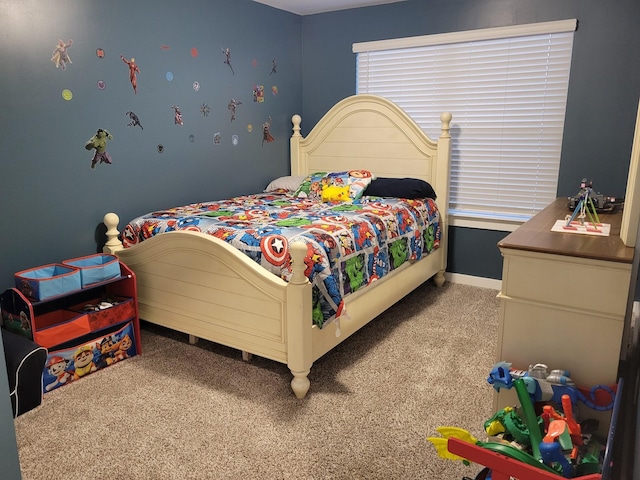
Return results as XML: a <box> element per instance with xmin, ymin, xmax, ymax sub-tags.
<box><xmin>252</xmin><ymin>0</ymin><xmax>407</xmax><ymax>16</ymax></box>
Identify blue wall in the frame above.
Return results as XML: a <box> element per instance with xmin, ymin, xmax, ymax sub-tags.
<box><xmin>0</xmin><ymin>0</ymin><xmax>302</xmax><ymax>286</ymax></box>
<box><xmin>300</xmin><ymin>0</ymin><xmax>640</xmax><ymax>279</ymax></box>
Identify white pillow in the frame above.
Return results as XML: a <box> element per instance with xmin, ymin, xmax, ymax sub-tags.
<box><xmin>264</xmin><ymin>175</ymin><xmax>306</xmax><ymax>192</ymax></box>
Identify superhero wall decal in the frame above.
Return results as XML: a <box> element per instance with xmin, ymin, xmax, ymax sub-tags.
<box><xmin>47</xmin><ymin>37</ymin><xmax>283</xmax><ymax>163</ymax></box>
<box><xmin>120</xmin><ymin>55</ymin><xmax>140</xmax><ymax>94</ymax></box>
<box><xmin>221</xmin><ymin>47</ymin><xmax>234</xmax><ymax>75</ymax></box>
<box><xmin>51</xmin><ymin>39</ymin><xmax>73</xmax><ymax>70</ymax></box>
<box><xmin>126</xmin><ymin>111</ymin><xmax>143</xmax><ymax>130</ymax></box>
<box><xmin>85</xmin><ymin>129</ymin><xmax>113</xmax><ymax>169</ymax></box>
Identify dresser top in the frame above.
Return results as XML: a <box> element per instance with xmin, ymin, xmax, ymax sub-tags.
<box><xmin>498</xmin><ymin>198</ymin><xmax>635</xmax><ymax>263</ymax></box>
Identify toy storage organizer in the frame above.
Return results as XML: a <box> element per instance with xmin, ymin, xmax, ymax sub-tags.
<box><xmin>1</xmin><ymin>258</ymin><xmax>141</xmax><ymax>393</ymax></box>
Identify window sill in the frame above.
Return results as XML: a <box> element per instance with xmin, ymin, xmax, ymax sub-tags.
<box><xmin>449</xmin><ymin>215</ymin><xmax>524</xmax><ymax>232</ymax></box>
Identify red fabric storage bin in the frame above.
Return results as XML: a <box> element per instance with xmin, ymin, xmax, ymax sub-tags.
<box><xmin>67</xmin><ymin>296</ymin><xmax>135</xmax><ymax>331</ymax></box>
<box><xmin>33</xmin><ymin>310</ymin><xmax>90</xmax><ymax>349</ymax></box>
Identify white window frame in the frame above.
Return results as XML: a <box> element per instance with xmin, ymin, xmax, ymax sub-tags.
<box><xmin>354</xmin><ymin>19</ymin><xmax>577</xmax><ymax>231</ymax></box>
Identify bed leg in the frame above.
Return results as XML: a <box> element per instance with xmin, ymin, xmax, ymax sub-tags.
<box><xmin>242</xmin><ymin>351</ymin><xmax>252</xmax><ymax>362</ymax></box>
<box><xmin>188</xmin><ymin>334</ymin><xmax>199</xmax><ymax>345</ymax></box>
<box><xmin>433</xmin><ymin>270</ymin><xmax>446</xmax><ymax>287</ymax></box>
<box><xmin>290</xmin><ymin>369</ymin><xmax>311</xmax><ymax>399</ymax></box>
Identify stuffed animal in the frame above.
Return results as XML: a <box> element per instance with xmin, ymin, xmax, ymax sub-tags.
<box><xmin>321</xmin><ymin>185</ymin><xmax>351</xmax><ymax>203</ymax></box>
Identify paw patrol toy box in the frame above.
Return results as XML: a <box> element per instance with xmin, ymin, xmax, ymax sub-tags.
<box><xmin>43</xmin><ymin>321</ymin><xmax>137</xmax><ymax>393</ymax></box>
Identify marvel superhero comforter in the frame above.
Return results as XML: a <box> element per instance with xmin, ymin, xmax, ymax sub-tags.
<box><xmin>122</xmin><ymin>192</ymin><xmax>441</xmax><ymax>328</ymax></box>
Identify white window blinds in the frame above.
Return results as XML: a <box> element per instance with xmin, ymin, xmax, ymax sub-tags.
<box><xmin>354</xmin><ymin>20</ymin><xmax>577</xmax><ymax>222</ymax></box>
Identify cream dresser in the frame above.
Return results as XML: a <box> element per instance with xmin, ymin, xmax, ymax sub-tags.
<box><xmin>495</xmin><ymin>198</ymin><xmax>635</xmax><ymax>433</ymax></box>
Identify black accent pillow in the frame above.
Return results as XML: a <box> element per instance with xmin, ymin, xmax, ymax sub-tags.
<box><xmin>364</xmin><ymin>177</ymin><xmax>437</xmax><ymax>200</ymax></box>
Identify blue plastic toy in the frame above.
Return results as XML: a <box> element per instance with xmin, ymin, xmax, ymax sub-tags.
<box><xmin>487</xmin><ymin>361</ymin><xmax>615</xmax><ymax>411</ymax></box>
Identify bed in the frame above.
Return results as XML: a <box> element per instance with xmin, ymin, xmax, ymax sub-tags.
<box><xmin>102</xmin><ymin>94</ymin><xmax>452</xmax><ymax>399</ymax></box>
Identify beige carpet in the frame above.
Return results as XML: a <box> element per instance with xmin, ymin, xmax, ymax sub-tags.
<box><xmin>13</xmin><ymin>282</ymin><xmax>500</xmax><ymax>480</ymax></box>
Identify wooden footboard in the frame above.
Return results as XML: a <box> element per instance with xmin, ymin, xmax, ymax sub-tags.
<box><xmin>103</xmin><ymin>213</ymin><xmax>314</xmax><ymax>398</ymax></box>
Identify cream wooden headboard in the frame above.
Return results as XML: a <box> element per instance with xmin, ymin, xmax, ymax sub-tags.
<box><xmin>289</xmin><ymin>94</ymin><xmax>452</xmax><ymax>219</ymax></box>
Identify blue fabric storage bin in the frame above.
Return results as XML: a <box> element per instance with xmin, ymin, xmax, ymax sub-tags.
<box><xmin>62</xmin><ymin>254</ymin><xmax>120</xmax><ymax>287</ymax></box>
<box><xmin>15</xmin><ymin>264</ymin><xmax>81</xmax><ymax>301</ymax></box>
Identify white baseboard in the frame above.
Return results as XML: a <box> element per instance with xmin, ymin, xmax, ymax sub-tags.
<box><xmin>445</xmin><ymin>272</ymin><xmax>502</xmax><ymax>291</ymax></box>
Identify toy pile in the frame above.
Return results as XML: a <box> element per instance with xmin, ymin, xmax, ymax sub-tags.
<box><xmin>427</xmin><ymin>362</ymin><xmax>620</xmax><ymax>479</ymax></box>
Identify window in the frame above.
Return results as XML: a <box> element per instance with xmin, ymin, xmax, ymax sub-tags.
<box><xmin>354</xmin><ymin>20</ymin><xmax>577</xmax><ymax>228</ymax></box>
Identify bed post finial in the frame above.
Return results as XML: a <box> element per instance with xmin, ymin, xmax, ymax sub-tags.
<box><xmin>440</xmin><ymin>112</ymin><xmax>452</xmax><ymax>138</ymax></box>
<box><xmin>289</xmin><ymin>241</ymin><xmax>308</xmax><ymax>285</ymax></box>
<box><xmin>103</xmin><ymin>212</ymin><xmax>124</xmax><ymax>254</ymax></box>
<box><xmin>290</xmin><ymin>115</ymin><xmax>303</xmax><ymax>176</ymax></box>
<box><xmin>291</xmin><ymin>114</ymin><xmax>302</xmax><ymax>138</ymax></box>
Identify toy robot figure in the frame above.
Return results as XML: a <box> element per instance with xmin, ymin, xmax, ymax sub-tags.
<box><xmin>565</xmin><ymin>178</ymin><xmax>600</xmax><ymax>228</ymax></box>
<box><xmin>567</xmin><ymin>178</ymin><xmax>620</xmax><ymax>213</ymax></box>
<box><xmin>85</xmin><ymin>129</ymin><xmax>113</xmax><ymax>169</ymax></box>
<box><xmin>51</xmin><ymin>39</ymin><xmax>73</xmax><ymax>70</ymax></box>
<box><xmin>120</xmin><ymin>55</ymin><xmax>140</xmax><ymax>94</ymax></box>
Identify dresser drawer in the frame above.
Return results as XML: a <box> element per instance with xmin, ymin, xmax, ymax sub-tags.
<box><xmin>501</xmin><ymin>248</ymin><xmax>632</xmax><ymax>317</ymax></box>
<box><xmin>498</xmin><ymin>296</ymin><xmax>623</xmax><ymax>386</ymax></box>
